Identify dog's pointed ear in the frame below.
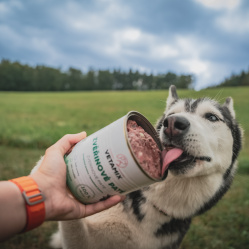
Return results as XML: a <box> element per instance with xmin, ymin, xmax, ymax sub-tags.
<box><xmin>223</xmin><ymin>97</ymin><xmax>236</xmax><ymax>119</ymax></box>
<box><xmin>166</xmin><ymin>85</ymin><xmax>178</xmax><ymax>110</ymax></box>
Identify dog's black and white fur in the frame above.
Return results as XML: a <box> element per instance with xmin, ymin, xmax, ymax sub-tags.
<box><xmin>49</xmin><ymin>85</ymin><xmax>242</xmax><ymax>249</ymax></box>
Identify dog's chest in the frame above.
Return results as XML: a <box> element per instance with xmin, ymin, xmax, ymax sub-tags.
<box><xmin>121</xmin><ymin>197</ymin><xmax>191</xmax><ymax>249</ymax></box>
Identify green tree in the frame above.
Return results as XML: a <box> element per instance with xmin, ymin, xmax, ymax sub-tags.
<box><xmin>67</xmin><ymin>67</ymin><xmax>84</xmax><ymax>90</ymax></box>
<box><xmin>97</xmin><ymin>70</ymin><xmax>113</xmax><ymax>90</ymax></box>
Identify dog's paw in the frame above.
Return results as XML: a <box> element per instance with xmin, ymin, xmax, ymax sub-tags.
<box><xmin>49</xmin><ymin>230</ymin><xmax>62</xmax><ymax>249</ymax></box>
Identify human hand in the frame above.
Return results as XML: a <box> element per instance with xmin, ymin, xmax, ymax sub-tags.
<box><xmin>31</xmin><ymin>132</ymin><xmax>124</xmax><ymax>221</ymax></box>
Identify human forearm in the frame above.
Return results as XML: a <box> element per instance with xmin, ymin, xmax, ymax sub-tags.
<box><xmin>0</xmin><ymin>181</ymin><xmax>27</xmax><ymax>241</ymax></box>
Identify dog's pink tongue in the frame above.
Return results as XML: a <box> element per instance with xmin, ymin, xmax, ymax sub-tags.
<box><xmin>162</xmin><ymin>148</ymin><xmax>183</xmax><ymax>175</ymax></box>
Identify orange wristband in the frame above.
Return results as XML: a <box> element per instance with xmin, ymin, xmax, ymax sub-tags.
<box><xmin>9</xmin><ymin>176</ymin><xmax>46</xmax><ymax>232</ymax></box>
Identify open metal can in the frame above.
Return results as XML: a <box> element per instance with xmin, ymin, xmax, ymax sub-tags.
<box><xmin>65</xmin><ymin>111</ymin><xmax>162</xmax><ymax>204</ymax></box>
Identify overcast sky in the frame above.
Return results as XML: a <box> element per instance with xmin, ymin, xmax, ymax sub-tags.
<box><xmin>0</xmin><ymin>0</ymin><xmax>249</xmax><ymax>90</ymax></box>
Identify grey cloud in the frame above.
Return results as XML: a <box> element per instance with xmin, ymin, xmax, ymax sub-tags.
<box><xmin>0</xmin><ymin>0</ymin><xmax>248</xmax><ymax>89</ymax></box>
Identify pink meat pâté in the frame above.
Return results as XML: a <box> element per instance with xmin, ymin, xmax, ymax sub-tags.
<box><xmin>127</xmin><ymin>120</ymin><xmax>161</xmax><ymax>179</ymax></box>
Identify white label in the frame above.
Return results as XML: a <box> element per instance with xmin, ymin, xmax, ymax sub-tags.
<box><xmin>65</xmin><ymin>115</ymin><xmax>156</xmax><ymax>204</ymax></box>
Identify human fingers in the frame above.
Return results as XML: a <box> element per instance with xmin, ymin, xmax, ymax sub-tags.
<box><xmin>84</xmin><ymin>195</ymin><xmax>126</xmax><ymax>217</ymax></box>
<box><xmin>47</xmin><ymin>195</ymin><xmax>125</xmax><ymax>220</ymax></box>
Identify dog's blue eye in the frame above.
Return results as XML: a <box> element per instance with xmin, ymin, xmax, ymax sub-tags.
<box><xmin>205</xmin><ymin>113</ymin><xmax>219</xmax><ymax>122</ymax></box>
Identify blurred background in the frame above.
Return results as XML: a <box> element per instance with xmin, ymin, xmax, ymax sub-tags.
<box><xmin>1</xmin><ymin>0</ymin><xmax>249</xmax><ymax>90</ymax></box>
<box><xmin>0</xmin><ymin>0</ymin><xmax>249</xmax><ymax>248</ymax></box>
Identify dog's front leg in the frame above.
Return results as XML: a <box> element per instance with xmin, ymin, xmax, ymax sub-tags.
<box><xmin>58</xmin><ymin>219</ymin><xmax>89</xmax><ymax>249</ymax></box>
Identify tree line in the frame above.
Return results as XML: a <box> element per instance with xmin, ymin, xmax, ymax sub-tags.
<box><xmin>217</xmin><ymin>68</ymin><xmax>249</xmax><ymax>87</ymax></box>
<box><xmin>0</xmin><ymin>59</ymin><xmax>193</xmax><ymax>91</ymax></box>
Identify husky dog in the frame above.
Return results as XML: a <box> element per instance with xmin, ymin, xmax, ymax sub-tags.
<box><xmin>50</xmin><ymin>85</ymin><xmax>242</xmax><ymax>249</ymax></box>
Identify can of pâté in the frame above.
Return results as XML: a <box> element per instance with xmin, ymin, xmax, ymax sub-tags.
<box><xmin>65</xmin><ymin>111</ymin><xmax>162</xmax><ymax>204</ymax></box>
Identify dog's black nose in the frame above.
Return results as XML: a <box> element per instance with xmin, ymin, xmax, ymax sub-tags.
<box><xmin>163</xmin><ymin>116</ymin><xmax>190</xmax><ymax>138</ymax></box>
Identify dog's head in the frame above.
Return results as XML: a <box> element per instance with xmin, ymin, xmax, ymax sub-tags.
<box><xmin>157</xmin><ymin>85</ymin><xmax>242</xmax><ymax>179</ymax></box>
<box><xmin>147</xmin><ymin>85</ymin><xmax>243</xmax><ymax>219</ymax></box>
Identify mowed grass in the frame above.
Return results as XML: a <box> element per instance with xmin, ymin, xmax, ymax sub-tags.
<box><xmin>0</xmin><ymin>87</ymin><xmax>249</xmax><ymax>249</ymax></box>
<box><xmin>0</xmin><ymin>91</ymin><xmax>169</xmax><ymax>149</ymax></box>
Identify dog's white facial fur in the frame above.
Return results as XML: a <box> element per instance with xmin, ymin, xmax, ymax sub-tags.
<box><xmin>162</xmin><ymin>98</ymin><xmax>234</xmax><ymax>178</ymax></box>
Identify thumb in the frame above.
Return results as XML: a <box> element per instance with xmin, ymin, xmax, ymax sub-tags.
<box><xmin>55</xmin><ymin>132</ymin><xmax>87</xmax><ymax>155</ymax></box>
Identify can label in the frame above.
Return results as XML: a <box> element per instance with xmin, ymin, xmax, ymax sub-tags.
<box><xmin>65</xmin><ymin>112</ymin><xmax>161</xmax><ymax>204</ymax></box>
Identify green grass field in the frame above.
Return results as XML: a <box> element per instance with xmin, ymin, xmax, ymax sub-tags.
<box><xmin>0</xmin><ymin>87</ymin><xmax>249</xmax><ymax>249</ymax></box>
